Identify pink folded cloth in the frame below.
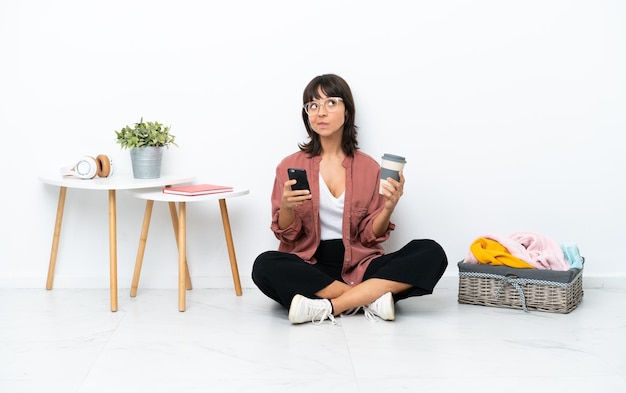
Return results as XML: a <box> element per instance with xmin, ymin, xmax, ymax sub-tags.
<box><xmin>464</xmin><ymin>231</ymin><xmax>569</xmax><ymax>271</ymax></box>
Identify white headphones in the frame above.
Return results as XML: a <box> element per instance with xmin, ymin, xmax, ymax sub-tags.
<box><xmin>61</xmin><ymin>154</ymin><xmax>114</xmax><ymax>179</ymax></box>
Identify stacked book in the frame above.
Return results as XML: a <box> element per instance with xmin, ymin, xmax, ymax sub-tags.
<box><xmin>163</xmin><ymin>184</ymin><xmax>233</xmax><ymax>196</ymax></box>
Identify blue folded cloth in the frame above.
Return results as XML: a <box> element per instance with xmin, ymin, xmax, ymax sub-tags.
<box><xmin>561</xmin><ymin>243</ymin><xmax>584</xmax><ymax>269</ymax></box>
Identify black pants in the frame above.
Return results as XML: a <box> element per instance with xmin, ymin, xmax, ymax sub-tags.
<box><xmin>252</xmin><ymin>239</ymin><xmax>448</xmax><ymax>308</ymax></box>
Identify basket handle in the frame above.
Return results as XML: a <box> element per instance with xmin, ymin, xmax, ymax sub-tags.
<box><xmin>495</xmin><ymin>275</ymin><xmax>529</xmax><ymax>312</ymax></box>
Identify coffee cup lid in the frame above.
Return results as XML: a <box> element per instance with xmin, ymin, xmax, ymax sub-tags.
<box><xmin>381</xmin><ymin>153</ymin><xmax>406</xmax><ymax>163</ymax></box>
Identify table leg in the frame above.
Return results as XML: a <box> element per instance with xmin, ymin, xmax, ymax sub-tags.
<box><xmin>178</xmin><ymin>202</ymin><xmax>187</xmax><ymax>311</ymax></box>
<box><xmin>108</xmin><ymin>190</ymin><xmax>118</xmax><ymax>312</ymax></box>
<box><xmin>168</xmin><ymin>202</ymin><xmax>192</xmax><ymax>290</ymax></box>
<box><xmin>46</xmin><ymin>186</ymin><xmax>67</xmax><ymax>290</ymax></box>
<box><xmin>131</xmin><ymin>200</ymin><xmax>154</xmax><ymax>297</ymax></box>
<box><xmin>219</xmin><ymin>199</ymin><xmax>243</xmax><ymax>296</ymax></box>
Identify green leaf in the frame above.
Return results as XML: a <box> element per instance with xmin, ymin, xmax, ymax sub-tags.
<box><xmin>114</xmin><ymin>117</ymin><xmax>178</xmax><ymax>149</ymax></box>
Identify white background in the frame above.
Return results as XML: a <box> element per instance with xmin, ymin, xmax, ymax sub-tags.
<box><xmin>1</xmin><ymin>0</ymin><xmax>624</xmax><ymax>289</ymax></box>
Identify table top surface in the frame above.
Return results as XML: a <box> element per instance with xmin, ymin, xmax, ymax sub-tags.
<box><xmin>129</xmin><ymin>187</ymin><xmax>250</xmax><ymax>202</ymax></box>
<box><xmin>39</xmin><ymin>172</ymin><xmax>196</xmax><ymax>190</ymax></box>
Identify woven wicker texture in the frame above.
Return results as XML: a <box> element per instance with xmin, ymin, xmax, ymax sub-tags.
<box><xmin>458</xmin><ymin>272</ymin><xmax>583</xmax><ymax>313</ymax></box>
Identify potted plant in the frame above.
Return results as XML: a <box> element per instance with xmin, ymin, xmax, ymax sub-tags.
<box><xmin>115</xmin><ymin>118</ymin><xmax>178</xmax><ymax>179</ymax></box>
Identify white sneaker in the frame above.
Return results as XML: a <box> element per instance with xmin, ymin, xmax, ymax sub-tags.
<box><xmin>289</xmin><ymin>295</ymin><xmax>337</xmax><ymax>325</ymax></box>
<box><xmin>363</xmin><ymin>292</ymin><xmax>395</xmax><ymax>321</ymax></box>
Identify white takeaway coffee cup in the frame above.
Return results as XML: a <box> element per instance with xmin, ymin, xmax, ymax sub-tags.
<box><xmin>379</xmin><ymin>153</ymin><xmax>406</xmax><ymax>194</ymax></box>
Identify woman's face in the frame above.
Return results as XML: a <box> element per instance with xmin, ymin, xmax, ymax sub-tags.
<box><xmin>305</xmin><ymin>90</ymin><xmax>346</xmax><ymax>139</ymax></box>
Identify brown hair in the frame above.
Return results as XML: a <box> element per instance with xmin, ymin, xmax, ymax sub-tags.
<box><xmin>298</xmin><ymin>74</ymin><xmax>359</xmax><ymax>156</ymax></box>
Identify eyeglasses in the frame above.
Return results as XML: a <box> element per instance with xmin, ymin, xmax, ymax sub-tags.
<box><xmin>303</xmin><ymin>97</ymin><xmax>343</xmax><ymax>115</ymax></box>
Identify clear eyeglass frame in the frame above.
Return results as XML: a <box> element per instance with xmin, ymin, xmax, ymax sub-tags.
<box><xmin>303</xmin><ymin>97</ymin><xmax>343</xmax><ymax>115</ymax></box>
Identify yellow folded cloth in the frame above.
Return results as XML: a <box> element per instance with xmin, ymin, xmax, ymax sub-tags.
<box><xmin>470</xmin><ymin>237</ymin><xmax>535</xmax><ymax>268</ymax></box>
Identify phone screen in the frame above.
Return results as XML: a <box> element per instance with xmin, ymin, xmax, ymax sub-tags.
<box><xmin>287</xmin><ymin>168</ymin><xmax>310</xmax><ymax>191</ymax></box>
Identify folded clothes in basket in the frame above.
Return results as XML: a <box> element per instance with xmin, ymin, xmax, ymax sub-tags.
<box><xmin>463</xmin><ymin>231</ymin><xmax>571</xmax><ymax>271</ymax></box>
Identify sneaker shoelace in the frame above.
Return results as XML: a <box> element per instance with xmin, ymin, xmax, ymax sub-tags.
<box><xmin>311</xmin><ymin>301</ymin><xmax>337</xmax><ymax>325</ymax></box>
<box><xmin>340</xmin><ymin>305</ymin><xmax>380</xmax><ymax>322</ymax></box>
<box><xmin>340</xmin><ymin>306</ymin><xmax>362</xmax><ymax>317</ymax></box>
<box><xmin>362</xmin><ymin>305</ymin><xmax>381</xmax><ymax>322</ymax></box>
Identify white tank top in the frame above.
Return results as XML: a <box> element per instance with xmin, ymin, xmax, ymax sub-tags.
<box><xmin>319</xmin><ymin>172</ymin><xmax>344</xmax><ymax>240</ymax></box>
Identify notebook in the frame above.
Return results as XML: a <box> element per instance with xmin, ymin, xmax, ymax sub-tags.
<box><xmin>162</xmin><ymin>184</ymin><xmax>233</xmax><ymax>196</ymax></box>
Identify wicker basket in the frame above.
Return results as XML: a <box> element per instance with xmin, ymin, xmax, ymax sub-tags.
<box><xmin>457</xmin><ymin>261</ymin><xmax>584</xmax><ymax>313</ymax></box>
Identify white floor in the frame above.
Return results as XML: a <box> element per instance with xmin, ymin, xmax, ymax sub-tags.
<box><xmin>1</xmin><ymin>285</ymin><xmax>625</xmax><ymax>393</ymax></box>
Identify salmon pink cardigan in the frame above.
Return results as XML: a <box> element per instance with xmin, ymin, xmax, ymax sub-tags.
<box><xmin>270</xmin><ymin>151</ymin><xmax>394</xmax><ymax>286</ymax></box>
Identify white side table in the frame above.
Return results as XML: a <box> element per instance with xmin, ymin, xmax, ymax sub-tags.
<box><xmin>39</xmin><ymin>172</ymin><xmax>195</xmax><ymax>312</ymax></box>
<box><xmin>128</xmin><ymin>187</ymin><xmax>250</xmax><ymax>311</ymax></box>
